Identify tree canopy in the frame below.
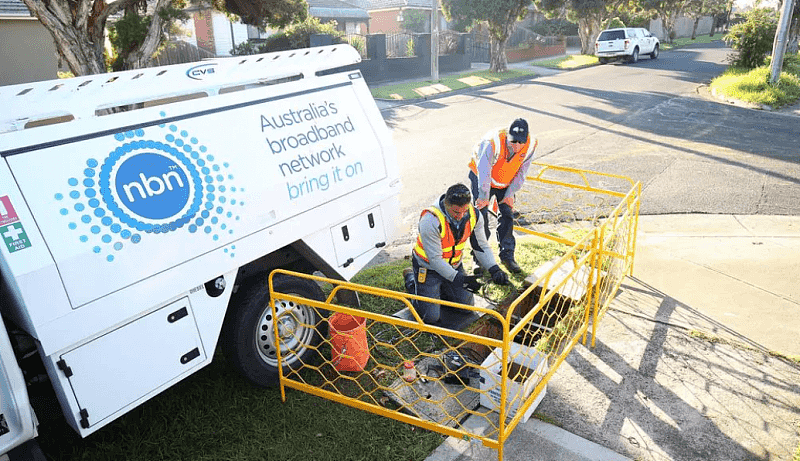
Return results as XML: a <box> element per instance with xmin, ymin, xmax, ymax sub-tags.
<box><xmin>440</xmin><ymin>0</ymin><xmax>532</xmax><ymax>72</ymax></box>
<box><xmin>537</xmin><ymin>0</ymin><xmax>626</xmax><ymax>54</ymax></box>
<box><xmin>21</xmin><ymin>0</ymin><xmax>309</xmax><ymax>76</ymax></box>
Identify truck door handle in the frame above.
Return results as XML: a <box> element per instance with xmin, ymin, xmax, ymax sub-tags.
<box><xmin>180</xmin><ymin>348</ymin><xmax>201</xmax><ymax>364</ymax></box>
<box><xmin>341</xmin><ymin>225</ymin><xmax>349</xmax><ymax>241</ymax></box>
<box><xmin>167</xmin><ymin>307</ymin><xmax>188</xmax><ymax>323</ymax></box>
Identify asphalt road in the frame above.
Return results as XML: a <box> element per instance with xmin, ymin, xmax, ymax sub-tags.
<box><xmin>380</xmin><ymin>41</ymin><xmax>800</xmax><ymax>237</ymax></box>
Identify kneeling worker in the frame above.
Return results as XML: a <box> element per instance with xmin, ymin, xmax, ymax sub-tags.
<box><xmin>405</xmin><ymin>184</ymin><xmax>509</xmax><ymax>324</ymax></box>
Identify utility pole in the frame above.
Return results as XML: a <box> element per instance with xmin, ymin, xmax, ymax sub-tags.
<box><xmin>770</xmin><ymin>0</ymin><xmax>796</xmax><ymax>84</ymax></box>
<box><xmin>431</xmin><ymin>0</ymin><xmax>439</xmax><ymax>81</ymax></box>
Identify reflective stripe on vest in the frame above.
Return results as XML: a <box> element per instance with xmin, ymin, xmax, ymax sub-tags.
<box><xmin>468</xmin><ymin>129</ymin><xmax>534</xmax><ymax>188</ymax></box>
<box><xmin>413</xmin><ymin>205</ymin><xmax>477</xmax><ymax>267</ymax></box>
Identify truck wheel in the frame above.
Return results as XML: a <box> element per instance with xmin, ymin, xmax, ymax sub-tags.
<box><xmin>650</xmin><ymin>44</ymin><xmax>659</xmax><ymax>59</ymax></box>
<box><xmin>223</xmin><ymin>273</ymin><xmax>325</xmax><ymax>387</ymax></box>
<box><xmin>598</xmin><ymin>57</ymin><xmax>609</xmax><ymax>64</ymax></box>
<box><xmin>628</xmin><ymin>48</ymin><xmax>639</xmax><ymax>63</ymax></box>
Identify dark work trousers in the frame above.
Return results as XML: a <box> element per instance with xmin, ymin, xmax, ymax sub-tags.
<box><xmin>405</xmin><ymin>256</ymin><xmax>474</xmax><ymax>324</ymax></box>
<box><xmin>468</xmin><ymin>171</ymin><xmax>516</xmax><ymax>262</ymax></box>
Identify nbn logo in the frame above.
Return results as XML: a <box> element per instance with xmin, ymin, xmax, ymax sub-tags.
<box><xmin>186</xmin><ymin>63</ymin><xmax>217</xmax><ymax>80</ymax></box>
<box><xmin>115</xmin><ymin>153</ymin><xmax>191</xmax><ymax>220</ymax></box>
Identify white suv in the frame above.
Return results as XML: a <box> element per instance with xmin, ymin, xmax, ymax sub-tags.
<box><xmin>595</xmin><ymin>27</ymin><xmax>659</xmax><ymax>64</ymax></box>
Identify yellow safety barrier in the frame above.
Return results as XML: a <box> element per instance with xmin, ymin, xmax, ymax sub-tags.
<box><xmin>268</xmin><ymin>163</ymin><xmax>640</xmax><ymax>461</ymax></box>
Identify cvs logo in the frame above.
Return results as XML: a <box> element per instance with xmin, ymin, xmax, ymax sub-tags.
<box><xmin>186</xmin><ymin>63</ymin><xmax>217</xmax><ymax>80</ymax></box>
<box><xmin>115</xmin><ymin>153</ymin><xmax>191</xmax><ymax>220</ymax></box>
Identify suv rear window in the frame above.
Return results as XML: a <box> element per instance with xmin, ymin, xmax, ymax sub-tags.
<box><xmin>598</xmin><ymin>30</ymin><xmax>625</xmax><ymax>41</ymax></box>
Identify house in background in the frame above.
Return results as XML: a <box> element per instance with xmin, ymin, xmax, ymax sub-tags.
<box><xmin>190</xmin><ymin>0</ymin><xmax>371</xmax><ymax>57</ymax></box>
<box><xmin>362</xmin><ymin>0</ymin><xmax>448</xmax><ymax>34</ymax></box>
<box><xmin>0</xmin><ymin>0</ymin><xmax>64</xmax><ymax>85</ymax></box>
<box><xmin>309</xmin><ymin>0</ymin><xmax>370</xmax><ymax>34</ymax></box>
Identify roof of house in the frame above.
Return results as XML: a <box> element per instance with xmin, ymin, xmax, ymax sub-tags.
<box><xmin>0</xmin><ymin>0</ymin><xmax>33</xmax><ymax>17</ymax></box>
<box><xmin>308</xmin><ymin>0</ymin><xmax>370</xmax><ymax>20</ymax></box>
<box><xmin>362</xmin><ymin>0</ymin><xmax>434</xmax><ymax>10</ymax></box>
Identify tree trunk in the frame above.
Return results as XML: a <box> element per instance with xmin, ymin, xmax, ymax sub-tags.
<box><xmin>787</xmin><ymin>16</ymin><xmax>799</xmax><ymax>54</ymax></box>
<box><xmin>578</xmin><ymin>16</ymin><xmax>602</xmax><ymax>55</ymax></box>
<box><xmin>22</xmin><ymin>0</ymin><xmax>136</xmax><ymax>76</ymax></box>
<box><xmin>662</xmin><ymin>11</ymin><xmax>679</xmax><ymax>43</ymax></box>
<box><xmin>123</xmin><ymin>0</ymin><xmax>173</xmax><ymax>69</ymax></box>
<box><xmin>22</xmin><ymin>0</ymin><xmax>106</xmax><ymax>75</ymax></box>
<box><xmin>692</xmin><ymin>17</ymin><xmax>700</xmax><ymax>39</ymax></box>
<box><xmin>490</xmin><ymin>36</ymin><xmax>509</xmax><ymax>72</ymax></box>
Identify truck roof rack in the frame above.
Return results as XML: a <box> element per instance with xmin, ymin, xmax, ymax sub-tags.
<box><xmin>0</xmin><ymin>45</ymin><xmax>361</xmax><ymax>134</ymax></box>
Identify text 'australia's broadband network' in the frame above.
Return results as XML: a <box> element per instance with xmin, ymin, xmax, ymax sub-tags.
<box><xmin>261</xmin><ymin>100</ymin><xmax>367</xmax><ymax>200</ymax></box>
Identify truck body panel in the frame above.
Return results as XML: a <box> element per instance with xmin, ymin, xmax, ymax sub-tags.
<box><xmin>0</xmin><ymin>45</ymin><xmax>401</xmax><ymax>445</ymax></box>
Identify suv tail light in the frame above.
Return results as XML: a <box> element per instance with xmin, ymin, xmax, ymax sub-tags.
<box><xmin>624</xmin><ymin>39</ymin><xmax>630</xmax><ymax>49</ymax></box>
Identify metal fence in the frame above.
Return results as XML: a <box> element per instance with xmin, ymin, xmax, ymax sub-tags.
<box><xmin>386</xmin><ymin>32</ymin><xmax>416</xmax><ymax>58</ymax></box>
<box><xmin>469</xmin><ymin>29</ymin><xmax>562</xmax><ymax>63</ymax></box>
<box><xmin>343</xmin><ymin>34</ymin><xmax>368</xmax><ymax>59</ymax></box>
<box><xmin>269</xmin><ymin>163</ymin><xmax>641</xmax><ymax>461</ymax></box>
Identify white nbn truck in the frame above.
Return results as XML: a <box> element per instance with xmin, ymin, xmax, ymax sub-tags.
<box><xmin>0</xmin><ymin>45</ymin><xmax>400</xmax><ymax>458</ymax></box>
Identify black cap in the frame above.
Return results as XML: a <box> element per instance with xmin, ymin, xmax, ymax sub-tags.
<box><xmin>444</xmin><ymin>184</ymin><xmax>471</xmax><ymax>206</ymax></box>
<box><xmin>509</xmin><ymin>118</ymin><xmax>528</xmax><ymax>143</ymax></box>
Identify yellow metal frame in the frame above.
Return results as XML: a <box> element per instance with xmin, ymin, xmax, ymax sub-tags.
<box><xmin>268</xmin><ymin>163</ymin><xmax>641</xmax><ymax>461</ymax></box>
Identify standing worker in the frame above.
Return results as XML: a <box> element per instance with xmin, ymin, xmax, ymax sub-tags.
<box><xmin>404</xmin><ymin>184</ymin><xmax>509</xmax><ymax>325</ymax></box>
<box><xmin>468</xmin><ymin>118</ymin><xmax>538</xmax><ymax>274</ymax></box>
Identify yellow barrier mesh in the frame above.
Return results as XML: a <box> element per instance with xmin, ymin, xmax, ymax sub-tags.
<box><xmin>269</xmin><ymin>164</ymin><xmax>640</xmax><ymax>461</ymax></box>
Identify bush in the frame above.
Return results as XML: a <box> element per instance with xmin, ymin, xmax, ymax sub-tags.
<box><xmin>724</xmin><ymin>8</ymin><xmax>778</xmax><ymax>68</ymax></box>
<box><xmin>232</xmin><ymin>17</ymin><xmax>345</xmax><ymax>55</ymax></box>
<box><xmin>603</xmin><ymin>17</ymin><xmax>626</xmax><ymax>30</ymax></box>
<box><xmin>531</xmin><ymin>18</ymin><xmax>578</xmax><ymax>36</ymax></box>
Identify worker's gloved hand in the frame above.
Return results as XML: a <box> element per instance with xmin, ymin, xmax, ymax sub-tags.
<box><xmin>475</xmin><ymin>198</ymin><xmax>490</xmax><ymax>209</ymax></box>
<box><xmin>488</xmin><ymin>265</ymin><xmax>510</xmax><ymax>285</ymax></box>
<box><xmin>454</xmin><ymin>272</ymin><xmax>483</xmax><ymax>292</ymax></box>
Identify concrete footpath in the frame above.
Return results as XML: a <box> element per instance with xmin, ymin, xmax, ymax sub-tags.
<box><xmin>425</xmin><ymin>214</ymin><xmax>800</xmax><ymax>461</ymax></box>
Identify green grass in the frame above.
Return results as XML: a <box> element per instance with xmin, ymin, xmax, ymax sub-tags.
<box><xmin>34</xmin><ymin>237</ymin><xmax>574</xmax><ymax>460</ymax></box>
<box><xmin>369</xmin><ymin>69</ymin><xmax>534</xmax><ymax>100</ymax></box>
<box><xmin>660</xmin><ymin>33</ymin><xmax>723</xmax><ymax>51</ymax></box>
<box><xmin>35</xmin><ymin>350</ymin><xmax>444</xmax><ymax>461</ymax></box>
<box><xmin>532</xmin><ymin>54</ymin><xmax>599</xmax><ymax>69</ymax></box>
<box><xmin>710</xmin><ymin>53</ymin><xmax>800</xmax><ymax>108</ymax></box>
<box><xmin>794</xmin><ymin>431</ymin><xmax>800</xmax><ymax>461</ymax></box>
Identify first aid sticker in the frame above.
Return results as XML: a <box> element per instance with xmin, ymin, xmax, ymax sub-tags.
<box><xmin>2</xmin><ymin>222</ymin><xmax>30</xmax><ymax>253</ymax></box>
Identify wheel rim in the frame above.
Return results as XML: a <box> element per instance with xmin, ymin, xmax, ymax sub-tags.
<box><xmin>654</xmin><ymin>47</ymin><xmax>658</xmax><ymax>58</ymax></box>
<box><xmin>256</xmin><ymin>297</ymin><xmax>316</xmax><ymax>367</ymax></box>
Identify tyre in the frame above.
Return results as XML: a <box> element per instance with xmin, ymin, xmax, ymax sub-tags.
<box><xmin>598</xmin><ymin>57</ymin><xmax>609</xmax><ymax>64</ymax></box>
<box><xmin>628</xmin><ymin>48</ymin><xmax>639</xmax><ymax>63</ymax></box>
<box><xmin>222</xmin><ymin>273</ymin><xmax>325</xmax><ymax>387</ymax></box>
<box><xmin>650</xmin><ymin>44</ymin><xmax>659</xmax><ymax>59</ymax></box>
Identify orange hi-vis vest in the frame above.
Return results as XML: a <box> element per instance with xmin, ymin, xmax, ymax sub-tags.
<box><xmin>413</xmin><ymin>205</ymin><xmax>477</xmax><ymax>268</ymax></box>
<box><xmin>469</xmin><ymin>129</ymin><xmax>534</xmax><ymax>188</ymax></box>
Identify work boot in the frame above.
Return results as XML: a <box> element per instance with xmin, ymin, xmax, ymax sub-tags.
<box><xmin>402</xmin><ymin>268</ymin><xmax>416</xmax><ymax>294</ymax></box>
<box><xmin>501</xmin><ymin>258</ymin><xmax>523</xmax><ymax>274</ymax></box>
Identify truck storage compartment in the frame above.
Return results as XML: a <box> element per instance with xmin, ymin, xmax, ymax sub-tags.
<box><xmin>331</xmin><ymin>206</ymin><xmax>385</xmax><ymax>268</ymax></box>
<box><xmin>51</xmin><ymin>297</ymin><xmax>205</xmax><ymax>433</ymax></box>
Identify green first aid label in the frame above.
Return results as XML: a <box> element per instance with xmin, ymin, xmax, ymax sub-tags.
<box><xmin>1</xmin><ymin>222</ymin><xmax>31</xmax><ymax>253</ymax></box>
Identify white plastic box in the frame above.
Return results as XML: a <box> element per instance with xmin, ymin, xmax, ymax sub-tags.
<box><xmin>479</xmin><ymin>343</ymin><xmax>549</xmax><ymax>422</ymax></box>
